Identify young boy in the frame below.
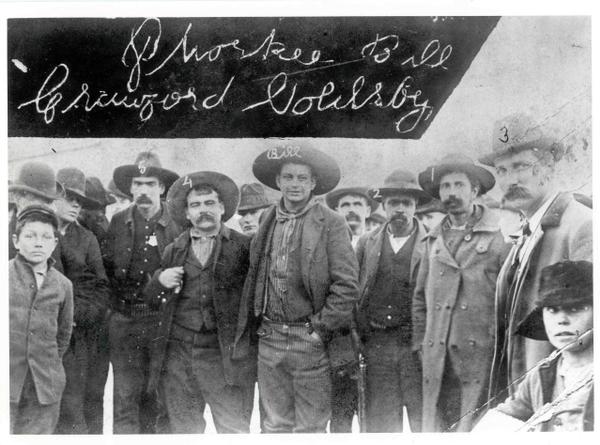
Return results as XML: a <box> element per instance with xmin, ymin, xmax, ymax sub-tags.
<box><xmin>477</xmin><ymin>260</ymin><xmax>593</xmax><ymax>432</ymax></box>
<box><xmin>9</xmin><ymin>205</ymin><xmax>74</xmax><ymax>434</ymax></box>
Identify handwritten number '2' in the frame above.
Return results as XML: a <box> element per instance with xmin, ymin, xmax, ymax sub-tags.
<box><xmin>498</xmin><ymin>126</ymin><xmax>509</xmax><ymax>143</ymax></box>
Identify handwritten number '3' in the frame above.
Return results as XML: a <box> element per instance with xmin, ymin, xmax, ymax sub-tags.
<box><xmin>498</xmin><ymin>126</ymin><xmax>509</xmax><ymax>143</ymax></box>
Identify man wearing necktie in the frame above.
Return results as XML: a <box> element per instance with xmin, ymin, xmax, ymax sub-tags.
<box><xmin>480</xmin><ymin>113</ymin><xmax>593</xmax><ymax>403</ymax></box>
<box><xmin>353</xmin><ymin>170</ymin><xmax>432</xmax><ymax>432</ymax></box>
<box><xmin>233</xmin><ymin>142</ymin><xmax>359</xmax><ymax>433</ymax></box>
<box><xmin>144</xmin><ymin>171</ymin><xmax>255</xmax><ymax>433</ymax></box>
<box><xmin>414</xmin><ymin>154</ymin><xmax>510</xmax><ymax>432</ymax></box>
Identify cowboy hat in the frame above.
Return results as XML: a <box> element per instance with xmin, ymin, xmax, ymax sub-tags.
<box><xmin>9</xmin><ymin>161</ymin><xmax>65</xmax><ymax>201</ymax></box>
<box><xmin>516</xmin><ymin>261</ymin><xmax>593</xmax><ymax>341</ymax></box>
<box><xmin>325</xmin><ymin>186</ymin><xmax>379</xmax><ymax>212</ymax></box>
<box><xmin>479</xmin><ymin>112</ymin><xmax>564</xmax><ymax>166</ymax></box>
<box><xmin>252</xmin><ymin>142</ymin><xmax>340</xmax><ymax>195</ymax></box>
<box><xmin>113</xmin><ymin>152</ymin><xmax>179</xmax><ymax>197</ymax></box>
<box><xmin>368</xmin><ymin>169</ymin><xmax>432</xmax><ymax>206</ymax></box>
<box><xmin>57</xmin><ymin>168</ymin><xmax>103</xmax><ymax>210</ymax></box>
<box><xmin>418</xmin><ymin>153</ymin><xmax>495</xmax><ymax>199</ymax></box>
<box><xmin>166</xmin><ymin>171</ymin><xmax>240</xmax><ymax>227</ymax></box>
<box><xmin>238</xmin><ymin>183</ymin><xmax>272</xmax><ymax>212</ymax></box>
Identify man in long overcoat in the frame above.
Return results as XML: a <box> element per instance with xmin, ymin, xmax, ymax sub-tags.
<box><xmin>413</xmin><ymin>154</ymin><xmax>510</xmax><ymax>431</ymax></box>
<box><xmin>479</xmin><ymin>113</ymin><xmax>593</xmax><ymax>400</ymax></box>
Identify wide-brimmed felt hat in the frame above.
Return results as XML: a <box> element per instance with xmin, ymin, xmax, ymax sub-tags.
<box><xmin>368</xmin><ymin>169</ymin><xmax>432</xmax><ymax>206</ymax></box>
<box><xmin>57</xmin><ymin>168</ymin><xmax>103</xmax><ymax>211</ymax></box>
<box><xmin>107</xmin><ymin>179</ymin><xmax>131</xmax><ymax>201</ymax></box>
<box><xmin>516</xmin><ymin>261</ymin><xmax>593</xmax><ymax>341</ymax></box>
<box><xmin>479</xmin><ymin>112</ymin><xmax>564</xmax><ymax>166</ymax></box>
<box><xmin>238</xmin><ymin>183</ymin><xmax>272</xmax><ymax>212</ymax></box>
<box><xmin>418</xmin><ymin>153</ymin><xmax>495</xmax><ymax>199</ymax></box>
<box><xmin>252</xmin><ymin>142</ymin><xmax>340</xmax><ymax>195</ymax></box>
<box><xmin>326</xmin><ymin>186</ymin><xmax>379</xmax><ymax>212</ymax></box>
<box><xmin>415</xmin><ymin>198</ymin><xmax>445</xmax><ymax>215</ymax></box>
<box><xmin>113</xmin><ymin>152</ymin><xmax>179</xmax><ymax>198</ymax></box>
<box><xmin>17</xmin><ymin>204</ymin><xmax>59</xmax><ymax>230</ymax></box>
<box><xmin>9</xmin><ymin>161</ymin><xmax>65</xmax><ymax>202</ymax></box>
<box><xmin>85</xmin><ymin>177</ymin><xmax>116</xmax><ymax>208</ymax></box>
<box><xmin>166</xmin><ymin>171</ymin><xmax>240</xmax><ymax>227</ymax></box>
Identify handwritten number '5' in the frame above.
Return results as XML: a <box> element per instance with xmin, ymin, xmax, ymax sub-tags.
<box><xmin>498</xmin><ymin>126</ymin><xmax>509</xmax><ymax>143</ymax></box>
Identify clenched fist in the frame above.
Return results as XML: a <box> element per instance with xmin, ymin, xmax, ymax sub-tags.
<box><xmin>158</xmin><ymin>266</ymin><xmax>184</xmax><ymax>289</ymax></box>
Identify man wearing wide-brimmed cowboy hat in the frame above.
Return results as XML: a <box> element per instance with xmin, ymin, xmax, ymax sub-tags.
<box><xmin>352</xmin><ymin>170</ymin><xmax>431</xmax><ymax>432</ymax></box>
<box><xmin>480</xmin><ymin>113</ymin><xmax>592</xmax><ymax>403</ymax></box>
<box><xmin>104</xmin><ymin>152</ymin><xmax>181</xmax><ymax>434</ymax></box>
<box><xmin>476</xmin><ymin>260</ymin><xmax>593</xmax><ymax>432</ymax></box>
<box><xmin>326</xmin><ymin>186</ymin><xmax>378</xmax><ymax>249</ymax></box>
<box><xmin>51</xmin><ymin>168</ymin><xmax>111</xmax><ymax>434</ymax></box>
<box><xmin>233</xmin><ymin>142</ymin><xmax>359</xmax><ymax>433</ymax></box>
<box><xmin>413</xmin><ymin>154</ymin><xmax>510</xmax><ymax>432</ymax></box>
<box><xmin>236</xmin><ymin>183</ymin><xmax>273</xmax><ymax>236</ymax></box>
<box><xmin>142</xmin><ymin>171</ymin><xmax>255</xmax><ymax>433</ymax></box>
<box><xmin>8</xmin><ymin>161</ymin><xmax>65</xmax><ymax>268</ymax></box>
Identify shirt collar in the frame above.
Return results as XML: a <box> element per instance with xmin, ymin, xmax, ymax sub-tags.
<box><xmin>189</xmin><ymin>223</ymin><xmax>230</xmax><ymax>241</ymax></box>
<box><xmin>276</xmin><ymin>198</ymin><xmax>316</xmax><ymax>221</ymax></box>
<box><xmin>126</xmin><ymin>202</ymin><xmax>170</xmax><ymax>227</ymax></box>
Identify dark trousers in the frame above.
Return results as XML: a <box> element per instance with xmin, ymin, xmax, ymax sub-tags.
<box><xmin>109</xmin><ymin>312</ymin><xmax>161</xmax><ymax>434</ymax></box>
<box><xmin>11</xmin><ymin>370</ymin><xmax>60</xmax><ymax>434</ymax></box>
<box><xmin>434</xmin><ymin>358</ymin><xmax>464</xmax><ymax>432</ymax></box>
<box><xmin>160</xmin><ymin>325</ymin><xmax>254</xmax><ymax>433</ymax></box>
<box><xmin>365</xmin><ymin>330</ymin><xmax>422</xmax><ymax>432</ymax></box>
<box><xmin>330</xmin><ymin>371</ymin><xmax>358</xmax><ymax>432</ymax></box>
<box><xmin>55</xmin><ymin>322</ymin><xmax>110</xmax><ymax>434</ymax></box>
<box><xmin>257</xmin><ymin>318</ymin><xmax>331</xmax><ymax>433</ymax></box>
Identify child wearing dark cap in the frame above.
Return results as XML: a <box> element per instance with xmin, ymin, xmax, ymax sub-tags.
<box><xmin>9</xmin><ymin>205</ymin><xmax>74</xmax><ymax>434</ymax></box>
<box><xmin>476</xmin><ymin>260</ymin><xmax>593</xmax><ymax>432</ymax></box>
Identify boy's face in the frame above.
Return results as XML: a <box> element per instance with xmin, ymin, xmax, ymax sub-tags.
<box><xmin>543</xmin><ymin>303</ymin><xmax>593</xmax><ymax>352</ymax></box>
<box><xmin>13</xmin><ymin>221</ymin><xmax>58</xmax><ymax>265</ymax></box>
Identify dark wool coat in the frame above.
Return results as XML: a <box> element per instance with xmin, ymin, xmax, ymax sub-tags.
<box><xmin>144</xmin><ymin>226</ymin><xmax>255</xmax><ymax>392</ymax></box>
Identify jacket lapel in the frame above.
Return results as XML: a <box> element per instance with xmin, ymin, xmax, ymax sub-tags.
<box><xmin>360</xmin><ymin>226</ymin><xmax>384</xmax><ymax>301</ymax></box>
<box><xmin>301</xmin><ymin>204</ymin><xmax>325</xmax><ymax>296</ymax></box>
<box><xmin>410</xmin><ymin>220</ymin><xmax>428</xmax><ymax>281</ymax></box>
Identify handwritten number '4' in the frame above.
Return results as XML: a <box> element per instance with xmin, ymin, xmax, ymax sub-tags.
<box><xmin>182</xmin><ymin>176</ymin><xmax>193</xmax><ymax>189</ymax></box>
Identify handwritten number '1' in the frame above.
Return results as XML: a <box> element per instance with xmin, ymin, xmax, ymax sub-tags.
<box><xmin>498</xmin><ymin>126</ymin><xmax>509</xmax><ymax>143</ymax></box>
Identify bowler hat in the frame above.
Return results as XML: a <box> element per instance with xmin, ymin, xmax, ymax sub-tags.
<box><xmin>9</xmin><ymin>161</ymin><xmax>65</xmax><ymax>201</ymax></box>
<box><xmin>17</xmin><ymin>204</ymin><xmax>59</xmax><ymax>230</ymax></box>
<box><xmin>85</xmin><ymin>177</ymin><xmax>116</xmax><ymax>208</ymax></box>
<box><xmin>418</xmin><ymin>153</ymin><xmax>495</xmax><ymax>199</ymax></box>
<box><xmin>326</xmin><ymin>187</ymin><xmax>379</xmax><ymax>212</ymax></box>
<box><xmin>479</xmin><ymin>113</ymin><xmax>564</xmax><ymax>166</ymax></box>
<box><xmin>516</xmin><ymin>261</ymin><xmax>593</xmax><ymax>341</ymax></box>
<box><xmin>238</xmin><ymin>183</ymin><xmax>272</xmax><ymax>212</ymax></box>
<box><xmin>167</xmin><ymin>171</ymin><xmax>240</xmax><ymax>227</ymax></box>
<box><xmin>252</xmin><ymin>142</ymin><xmax>340</xmax><ymax>195</ymax></box>
<box><xmin>57</xmin><ymin>168</ymin><xmax>103</xmax><ymax>210</ymax></box>
<box><xmin>368</xmin><ymin>169</ymin><xmax>432</xmax><ymax>206</ymax></box>
<box><xmin>113</xmin><ymin>152</ymin><xmax>179</xmax><ymax>198</ymax></box>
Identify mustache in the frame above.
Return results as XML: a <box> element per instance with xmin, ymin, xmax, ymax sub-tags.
<box><xmin>194</xmin><ymin>213</ymin><xmax>217</xmax><ymax>223</ymax></box>
<box><xmin>390</xmin><ymin>213</ymin><xmax>408</xmax><ymax>224</ymax></box>
<box><xmin>135</xmin><ymin>195</ymin><xmax>153</xmax><ymax>205</ymax></box>
<box><xmin>345</xmin><ymin>212</ymin><xmax>361</xmax><ymax>223</ymax></box>
<box><xmin>442</xmin><ymin>196</ymin><xmax>463</xmax><ymax>209</ymax></box>
<box><xmin>504</xmin><ymin>185</ymin><xmax>532</xmax><ymax>201</ymax></box>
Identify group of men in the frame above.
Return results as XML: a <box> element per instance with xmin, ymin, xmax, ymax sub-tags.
<box><xmin>8</xmin><ymin>111</ymin><xmax>593</xmax><ymax>434</ymax></box>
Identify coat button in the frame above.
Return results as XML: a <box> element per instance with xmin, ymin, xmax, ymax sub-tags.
<box><xmin>161</xmin><ymin>298</ymin><xmax>166</xmax><ymax>303</ymax></box>
<box><xmin>30</xmin><ymin>284</ymin><xmax>35</xmax><ymax>289</ymax></box>
<box><xmin>439</xmin><ymin>340</ymin><xmax>445</xmax><ymax>345</ymax></box>
<box><xmin>439</xmin><ymin>271</ymin><xmax>444</xmax><ymax>276</ymax></box>
<box><xmin>121</xmin><ymin>269</ymin><xmax>126</xmax><ymax>273</ymax></box>
<box><xmin>428</xmin><ymin>340</ymin><xmax>434</xmax><ymax>347</ymax></box>
<box><xmin>451</xmin><ymin>344</ymin><xmax>458</xmax><ymax>350</ymax></box>
<box><xmin>464</xmin><ymin>234</ymin><xmax>472</xmax><ymax>242</ymax></box>
<box><xmin>127</xmin><ymin>248</ymin><xmax>132</xmax><ymax>252</ymax></box>
<box><xmin>435</xmin><ymin>304</ymin><xmax>441</xmax><ymax>310</ymax></box>
<box><xmin>446</xmin><ymin>305</ymin><xmax>452</xmax><ymax>310</ymax></box>
<box><xmin>461</xmin><ymin>304</ymin><xmax>468</xmax><ymax>310</ymax></box>
<box><xmin>386</xmin><ymin>315</ymin><xmax>392</xmax><ymax>320</ymax></box>
<box><xmin>469</xmin><ymin>340</ymin><xmax>476</xmax><ymax>346</ymax></box>
<box><xmin>387</xmin><ymin>305</ymin><xmax>392</xmax><ymax>309</ymax></box>
<box><xmin>158</xmin><ymin>322</ymin><xmax>162</xmax><ymax>326</ymax></box>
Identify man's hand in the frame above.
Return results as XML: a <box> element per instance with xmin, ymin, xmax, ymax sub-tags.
<box><xmin>158</xmin><ymin>266</ymin><xmax>184</xmax><ymax>289</ymax></box>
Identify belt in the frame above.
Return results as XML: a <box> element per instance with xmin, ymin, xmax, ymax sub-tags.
<box><xmin>112</xmin><ymin>298</ymin><xmax>158</xmax><ymax>319</ymax></box>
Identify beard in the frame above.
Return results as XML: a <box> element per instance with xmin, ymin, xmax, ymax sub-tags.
<box><xmin>390</xmin><ymin>212</ymin><xmax>409</xmax><ymax>227</ymax></box>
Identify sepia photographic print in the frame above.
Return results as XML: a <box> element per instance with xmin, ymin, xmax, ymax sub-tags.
<box><xmin>2</xmin><ymin>0</ymin><xmax>597</xmax><ymax>439</ymax></box>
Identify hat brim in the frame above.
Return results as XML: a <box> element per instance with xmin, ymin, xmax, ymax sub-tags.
<box><xmin>418</xmin><ymin>163</ymin><xmax>496</xmax><ymax>200</ymax></box>
<box><xmin>65</xmin><ymin>188</ymin><xmax>104</xmax><ymax>211</ymax></box>
<box><xmin>166</xmin><ymin>171</ymin><xmax>240</xmax><ymax>227</ymax></box>
<box><xmin>325</xmin><ymin>187</ymin><xmax>379</xmax><ymax>212</ymax></box>
<box><xmin>368</xmin><ymin>187</ymin><xmax>432</xmax><ymax>206</ymax></box>
<box><xmin>238</xmin><ymin>203</ymin><xmax>272</xmax><ymax>212</ymax></box>
<box><xmin>252</xmin><ymin>147</ymin><xmax>340</xmax><ymax>195</ymax></box>
<box><xmin>515</xmin><ymin>307</ymin><xmax>547</xmax><ymax>341</ymax></box>
<box><xmin>113</xmin><ymin>165</ymin><xmax>179</xmax><ymax>198</ymax></box>
<box><xmin>9</xmin><ymin>181</ymin><xmax>64</xmax><ymax>202</ymax></box>
<box><xmin>479</xmin><ymin>137</ymin><xmax>559</xmax><ymax>166</ymax></box>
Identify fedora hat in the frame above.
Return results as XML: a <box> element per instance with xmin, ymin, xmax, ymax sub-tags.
<box><xmin>418</xmin><ymin>153</ymin><xmax>495</xmax><ymax>199</ymax></box>
<box><xmin>166</xmin><ymin>171</ymin><xmax>240</xmax><ymax>227</ymax></box>
<box><xmin>366</xmin><ymin>213</ymin><xmax>386</xmax><ymax>225</ymax></box>
<box><xmin>415</xmin><ymin>198</ymin><xmax>445</xmax><ymax>215</ymax></box>
<box><xmin>368</xmin><ymin>169</ymin><xmax>432</xmax><ymax>206</ymax></box>
<box><xmin>9</xmin><ymin>161</ymin><xmax>65</xmax><ymax>201</ymax></box>
<box><xmin>479</xmin><ymin>112</ymin><xmax>564</xmax><ymax>166</ymax></box>
<box><xmin>107</xmin><ymin>179</ymin><xmax>131</xmax><ymax>201</ymax></box>
<box><xmin>85</xmin><ymin>177</ymin><xmax>116</xmax><ymax>208</ymax></box>
<box><xmin>57</xmin><ymin>168</ymin><xmax>103</xmax><ymax>210</ymax></box>
<box><xmin>326</xmin><ymin>186</ymin><xmax>379</xmax><ymax>212</ymax></box>
<box><xmin>238</xmin><ymin>183</ymin><xmax>272</xmax><ymax>212</ymax></box>
<box><xmin>113</xmin><ymin>152</ymin><xmax>179</xmax><ymax>198</ymax></box>
<box><xmin>252</xmin><ymin>142</ymin><xmax>340</xmax><ymax>195</ymax></box>
<box><xmin>516</xmin><ymin>261</ymin><xmax>593</xmax><ymax>341</ymax></box>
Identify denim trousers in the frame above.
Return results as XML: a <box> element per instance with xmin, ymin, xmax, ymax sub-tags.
<box><xmin>365</xmin><ymin>330</ymin><xmax>423</xmax><ymax>432</ymax></box>
<box><xmin>159</xmin><ymin>325</ymin><xmax>254</xmax><ymax>433</ymax></box>
<box><xmin>257</xmin><ymin>318</ymin><xmax>331</xmax><ymax>433</ymax></box>
<box><xmin>108</xmin><ymin>312</ymin><xmax>162</xmax><ymax>434</ymax></box>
